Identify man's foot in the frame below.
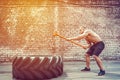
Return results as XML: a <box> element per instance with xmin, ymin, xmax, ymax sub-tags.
<box><xmin>81</xmin><ymin>67</ymin><xmax>90</xmax><ymax>71</ymax></box>
<box><xmin>98</xmin><ymin>70</ymin><xmax>105</xmax><ymax>76</ymax></box>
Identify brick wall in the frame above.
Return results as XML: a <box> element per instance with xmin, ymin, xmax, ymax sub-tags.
<box><xmin>57</xmin><ymin>6</ymin><xmax>120</xmax><ymax>60</ymax></box>
<box><xmin>0</xmin><ymin>1</ymin><xmax>120</xmax><ymax>61</ymax></box>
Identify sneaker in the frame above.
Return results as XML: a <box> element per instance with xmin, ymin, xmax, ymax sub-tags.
<box><xmin>98</xmin><ymin>70</ymin><xmax>105</xmax><ymax>76</ymax></box>
<box><xmin>81</xmin><ymin>67</ymin><xmax>90</xmax><ymax>71</ymax></box>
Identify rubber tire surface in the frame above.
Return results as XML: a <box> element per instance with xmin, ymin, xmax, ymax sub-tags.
<box><xmin>12</xmin><ymin>56</ymin><xmax>63</xmax><ymax>80</ymax></box>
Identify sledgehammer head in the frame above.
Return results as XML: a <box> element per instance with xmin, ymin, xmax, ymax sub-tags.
<box><xmin>53</xmin><ymin>31</ymin><xmax>58</xmax><ymax>36</ymax></box>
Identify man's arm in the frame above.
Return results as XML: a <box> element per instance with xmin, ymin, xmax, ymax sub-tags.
<box><xmin>82</xmin><ymin>40</ymin><xmax>92</xmax><ymax>49</ymax></box>
<box><xmin>68</xmin><ymin>30</ymin><xmax>89</xmax><ymax>41</ymax></box>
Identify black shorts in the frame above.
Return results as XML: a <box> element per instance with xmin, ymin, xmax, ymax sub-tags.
<box><xmin>87</xmin><ymin>41</ymin><xmax>105</xmax><ymax>56</ymax></box>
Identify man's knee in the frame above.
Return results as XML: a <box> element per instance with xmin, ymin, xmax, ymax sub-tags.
<box><xmin>85</xmin><ymin>53</ymin><xmax>90</xmax><ymax>57</ymax></box>
<box><xmin>93</xmin><ymin>55</ymin><xmax>98</xmax><ymax>59</ymax></box>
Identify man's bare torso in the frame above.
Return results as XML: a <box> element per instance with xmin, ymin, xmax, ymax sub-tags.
<box><xmin>85</xmin><ymin>30</ymin><xmax>102</xmax><ymax>44</ymax></box>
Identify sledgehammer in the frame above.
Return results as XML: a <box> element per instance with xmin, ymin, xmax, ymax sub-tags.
<box><xmin>53</xmin><ymin>31</ymin><xmax>85</xmax><ymax>49</ymax></box>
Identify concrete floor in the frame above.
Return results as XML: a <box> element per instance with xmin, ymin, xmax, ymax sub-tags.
<box><xmin>0</xmin><ymin>61</ymin><xmax>120</xmax><ymax>80</ymax></box>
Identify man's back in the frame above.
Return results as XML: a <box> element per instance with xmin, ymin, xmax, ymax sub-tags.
<box><xmin>85</xmin><ymin>29</ymin><xmax>102</xmax><ymax>44</ymax></box>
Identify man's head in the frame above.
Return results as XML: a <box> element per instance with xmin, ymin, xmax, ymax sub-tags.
<box><xmin>79</xmin><ymin>26</ymin><xmax>86</xmax><ymax>34</ymax></box>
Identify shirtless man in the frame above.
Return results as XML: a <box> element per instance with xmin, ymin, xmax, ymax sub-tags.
<box><xmin>68</xmin><ymin>27</ymin><xmax>105</xmax><ymax>76</ymax></box>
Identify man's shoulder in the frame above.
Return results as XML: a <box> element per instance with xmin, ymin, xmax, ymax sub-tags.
<box><xmin>84</xmin><ymin>29</ymin><xmax>92</xmax><ymax>33</ymax></box>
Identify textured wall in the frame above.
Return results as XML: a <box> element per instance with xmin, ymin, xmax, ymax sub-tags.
<box><xmin>58</xmin><ymin>6</ymin><xmax>120</xmax><ymax>60</ymax></box>
<box><xmin>0</xmin><ymin>7</ymin><xmax>56</xmax><ymax>55</ymax></box>
<box><xmin>0</xmin><ymin>0</ymin><xmax>120</xmax><ymax>60</ymax></box>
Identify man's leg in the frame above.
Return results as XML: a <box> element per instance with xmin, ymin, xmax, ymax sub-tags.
<box><xmin>93</xmin><ymin>55</ymin><xmax>105</xmax><ymax>76</ymax></box>
<box><xmin>93</xmin><ymin>55</ymin><xmax>104</xmax><ymax>70</ymax></box>
<box><xmin>85</xmin><ymin>53</ymin><xmax>90</xmax><ymax>69</ymax></box>
<box><xmin>81</xmin><ymin>53</ymin><xmax>91</xmax><ymax>71</ymax></box>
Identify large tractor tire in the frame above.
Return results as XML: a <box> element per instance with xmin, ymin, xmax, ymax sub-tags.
<box><xmin>12</xmin><ymin>55</ymin><xmax>63</xmax><ymax>80</ymax></box>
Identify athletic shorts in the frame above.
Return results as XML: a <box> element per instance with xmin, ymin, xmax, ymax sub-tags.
<box><xmin>87</xmin><ymin>41</ymin><xmax>105</xmax><ymax>56</ymax></box>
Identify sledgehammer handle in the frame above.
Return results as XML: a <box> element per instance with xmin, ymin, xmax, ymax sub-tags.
<box><xmin>54</xmin><ymin>32</ymin><xmax>84</xmax><ymax>48</ymax></box>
